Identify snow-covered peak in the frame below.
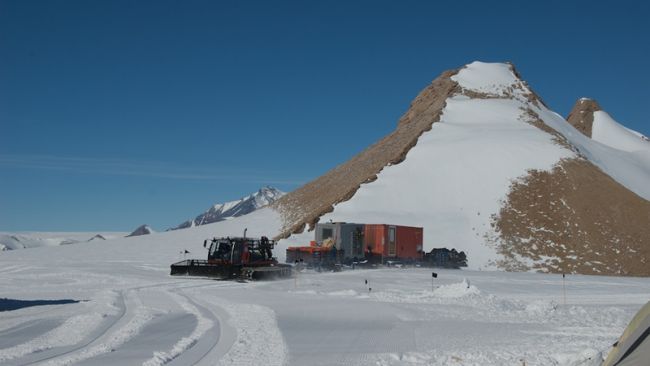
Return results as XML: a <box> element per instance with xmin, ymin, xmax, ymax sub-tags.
<box><xmin>172</xmin><ymin>186</ymin><xmax>286</xmax><ymax>230</ymax></box>
<box><xmin>253</xmin><ymin>186</ymin><xmax>285</xmax><ymax>207</ymax></box>
<box><xmin>451</xmin><ymin>61</ymin><xmax>523</xmax><ymax>97</ymax></box>
<box><xmin>566</xmin><ymin>97</ymin><xmax>649</xmax><ymax>154</ymax></box>
<box><xmin>127</xmin><ymin>224</ymin><xmax>154</xmax><ymax>237</ymax></box>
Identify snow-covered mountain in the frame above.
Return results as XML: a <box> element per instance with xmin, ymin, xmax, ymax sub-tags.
<box><xmin>171</xmin><ymin>186</ymin><xmax>285</xmax><ymax>230</ymax></box>
<box><xmin>567</xmin><ymin>97</ymin><xmax>650</xmax><ymax>153</ymax></box>
<box><xmin>126</xmin><ymin>224</ymin><xmax>155</xmax><ymax>237</ymax></box>
<box><xmin>0</xmin><ymin>232</ymin><xmax>126</xmax><ymax>250</ymax></box>
<box><xmin>272</xmin><ymin>61</ymin><xmax>650</xmax><ymax>276</ymax></box>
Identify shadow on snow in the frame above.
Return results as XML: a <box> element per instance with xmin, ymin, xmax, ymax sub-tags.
<box><xmin>0</xmin><ymin>298</ymin><xmax>82</xmax><ymax>312</ymax></box>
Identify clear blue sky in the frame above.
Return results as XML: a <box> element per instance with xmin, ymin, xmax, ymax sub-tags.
<box><xmin>1</xmin><ymin>0</ymin><xmax>648</xmax><ymax>232</ymax></box>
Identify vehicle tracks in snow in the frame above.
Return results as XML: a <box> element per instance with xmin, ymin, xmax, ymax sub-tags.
<box><xmin>1</xmin><ymin>277</ymin><xmax>243</xmax><ymax>366</ymax></box>
<box><xmin>1</xmin><ymin>291</ymin><xmax>127</xmax><ymax>366</ymax></box>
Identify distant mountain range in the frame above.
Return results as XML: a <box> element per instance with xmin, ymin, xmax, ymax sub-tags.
<box><xmin>0</xmin><ymin>232</ymin><xmax>127</xmax><ymax>251</ymax></box>
<box><xmin>1</xmin><ymin>187</ymin><xmax>285</xmax><ymax>249</ymax></box>
<box><xmin>170</xmin><ymin>186</ymin><xmax>285</xmax><ymax>230</ymax></box>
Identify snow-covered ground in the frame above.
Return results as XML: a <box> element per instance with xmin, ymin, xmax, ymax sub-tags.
<box><xmin>1</xmin><ymin>221</ymin><xmax>648</xmax><ymax>366</ymax></box>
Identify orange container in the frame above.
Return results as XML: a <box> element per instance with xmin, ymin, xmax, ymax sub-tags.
<box><xmin>363</xmin><ymin>224</ymin><xmax>423</xmax><ymax>260</ymax></box>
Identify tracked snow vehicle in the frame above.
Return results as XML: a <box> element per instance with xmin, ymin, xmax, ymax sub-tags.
<box><xmin>170</xmin><ymin>236</ymin><xmax>292</xmax><ymax>280</ymax></box>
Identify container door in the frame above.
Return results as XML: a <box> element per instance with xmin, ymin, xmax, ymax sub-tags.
<box><xmin>351</xmin><ymin>228</ymin><xmax>363</xmax><ymax>257</ymax></box>
<box><xmin>388</xmin><ymin>226</ymin><xmax>396</xmax><ymax>257</ymax></box>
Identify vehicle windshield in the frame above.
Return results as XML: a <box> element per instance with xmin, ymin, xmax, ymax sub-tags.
<box><xmin>209</xmin><ymin>240</ymin><xmax>232</xmax><ymax>260</ymax></box>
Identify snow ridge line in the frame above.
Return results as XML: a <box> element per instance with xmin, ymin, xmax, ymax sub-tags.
<box><xmin>142</xmin><ymin>291</ymin><xmax>214</xmax><ymax>366</ymax></box>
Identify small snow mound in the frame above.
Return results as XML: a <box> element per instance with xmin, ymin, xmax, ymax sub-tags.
<box><xmin>326</xmin><ymin>289</ymin><xmax>359</xmax><ymax>297</ymax></box>
<box><xmin>288</xmin><ymin>289</ymin><xmax>318</xmax><ymax>295</ymax></box>
<box><xmin>555</xmin><ymin>348</ymin><xmax>603</xmax><ymax>366</ymax></box>
<box><xmin>433</xmin><ymin>279</ymin><xmax>480</xmax><ymax>298</ymax></box>
<box><xmin>524</xmin><ymin>299</ymin><xmax>557</xmax><ymax>316</ymax></box>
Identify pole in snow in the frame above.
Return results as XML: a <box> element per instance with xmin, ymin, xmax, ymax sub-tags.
<box><xmin>431</xmin><ymin>272</ymin><xmax>437</xmax><ymax>291</ymax></box>
<box><xmin>562</xmin><ymin>273</ymin><xmax>566</xmax><ymax>306</ymax></box>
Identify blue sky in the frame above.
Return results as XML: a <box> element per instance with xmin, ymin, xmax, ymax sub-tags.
<box><xmin>1</xmin><ymin>0</ymin><xmax>648</xmax><ymax>232</ymax></box>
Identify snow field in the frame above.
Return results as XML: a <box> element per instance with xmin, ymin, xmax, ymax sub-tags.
<box><xmin>268</xmin><ymin>268</ymin><xmax>646</xmax><ymax>366</ymax></box>
<box><xmin>1</xmin><ymin>234</ymin><xmax>648</xmax><ymax>366</ymax></box>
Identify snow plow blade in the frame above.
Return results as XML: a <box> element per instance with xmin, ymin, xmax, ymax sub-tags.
<box><xmin>170</xmin><ymin>260</ymin><xmax>234</xmax><ymax>279</ymax></box>
<box><xmin>244</xmin><ymin>264</ymin><xmax>293</xmax><ymax>280</ymax></box>
<box><xmin>170</xmin><ymin>260</ymin><xmax>293</xmax><ymax>280</ymax></box>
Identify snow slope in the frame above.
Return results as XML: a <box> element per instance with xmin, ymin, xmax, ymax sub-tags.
<box><xmin>456</xmin><ymin>62</ymin><xmax>650</xmax><ymax>200</ymax></box>
<box><xmin>535</xmin><ymin>104</ymin><xmax>650</xmax><ymax>200</ymax></box>
<box><xmin>591</xmin><ymin>111</ymin><xmax>650</xmax><ymax>153</ymax></box>
<box><xmin>0</xmin><ymin>217</ymin><xmax>648</xmax><ymax>366</ymax></box>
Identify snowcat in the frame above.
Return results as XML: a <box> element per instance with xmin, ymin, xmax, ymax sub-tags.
<box><xmin>170</xmin><ymin>235</ymin><xmax>292</xmax><ymax>280</ymax></box>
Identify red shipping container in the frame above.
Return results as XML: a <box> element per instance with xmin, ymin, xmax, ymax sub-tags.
<box><xmin>395</xmin><ymin>225</ymin><xmax>423</xmax><ymax>260</ymax></box>
<box><xmin>363</xmin><ymin>224</ymin><xmax>387</xmax><ymax>256</ymax></box>
<box><xmin>363</xmin><ymin>224</ymin><xmax>423</xmax><ymax>260</ymax></box>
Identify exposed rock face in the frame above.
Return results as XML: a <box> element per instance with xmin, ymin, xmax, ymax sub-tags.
<box><xmin>272</xmin><ymin>69</ymin><xmax>461</xmax><ymax>238</ymax></box>
<box><xmin>127</xmin><ymin>225</ymin><xmax>153</xmax><ymax>237</ymax></box>
<box><xmin>566</xmin><ymin>98</ymin><xmax>602</xmax><ymax>137</ymax></box>
<box><xmin>491</xmin><ymin>158</ymin><xmax>650</xmax><ymax>276</ymax></box>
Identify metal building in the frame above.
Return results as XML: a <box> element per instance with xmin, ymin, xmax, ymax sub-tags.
<box><xmin>314</xmin><ymin>222</ymin><xmax>423</xmax><ymax>261</ymax></box>
<box><xmin>314</xmin><ymin>222</ymin><xmax>365</xmax><ymax>259</ymax></box>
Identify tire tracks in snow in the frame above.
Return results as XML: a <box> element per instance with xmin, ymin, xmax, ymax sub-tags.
<box><xmin>33</xmin><ymin>280</ymin><xmax>227</xmax><ymax>366</ymax></box>
<box><xmin>3</xmin><ymin>279</ymin><xmax>242</xmax><ymax>366</ymax></box>
<box><xmin>1</xmin><ymin>291</ymin><xmax>127</xmax><ymax>366</ymax></box>
<box><xmin>141</xmin><ymin>291</ymin><xmax>218</xmax><ymax>366</ymax></box>
<box><xmin>35</xmin><ymin>290</ymin><xmax>158</xmax><ymax>366</ymax></box>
